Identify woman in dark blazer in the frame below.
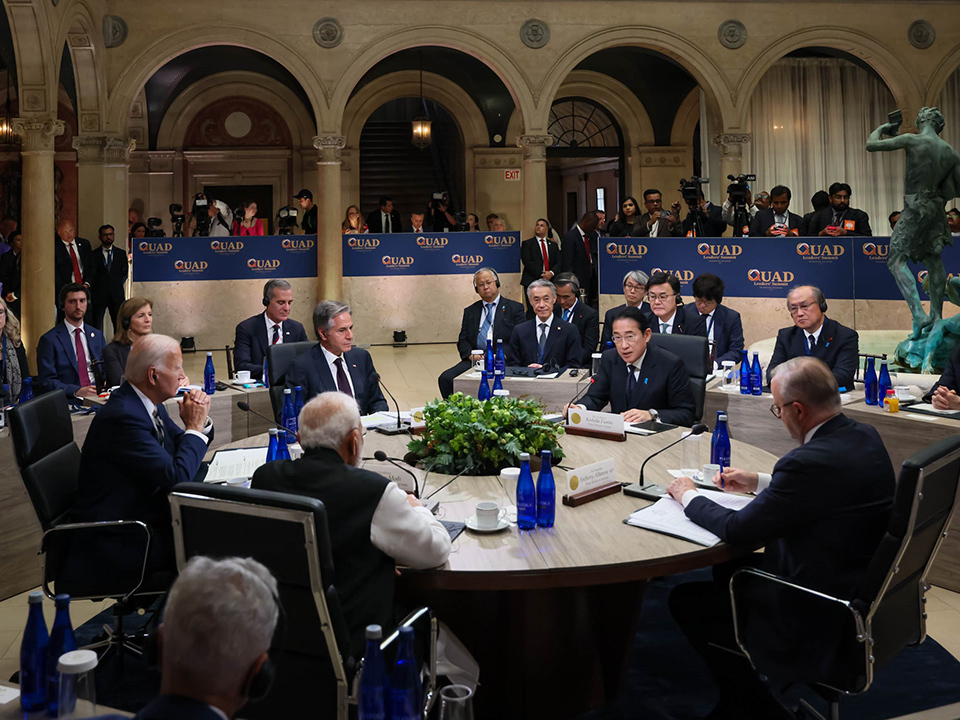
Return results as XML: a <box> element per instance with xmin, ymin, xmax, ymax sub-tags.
<box><xmin>0</xmin><ymin>297</ymin><xmax>30</xmax><ymax>404</ymax></box>
<box><xmin>103</xmin><ymin>297</ymin><xmax>153</xmax><ymax>387</ymax></box>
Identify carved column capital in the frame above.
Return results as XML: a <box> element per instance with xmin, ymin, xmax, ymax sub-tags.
<box><xmin>72</xmin><ymin>135</ymin><xmax>137</xmax><ymax>165</ymax></box>
<box><xmin>712</xmin><ymin>133</ymin><xmax>752</xmax><ymax>160</ymax></box>
<box><xmin>517</xmin><ymin>134</ymin><xmax>555</xmax><ymax>160</ymax></box>
<box><xmin>313</xmin><ymin>135</ymin><xmax>346</xmax><ymax>162</ymax></box>
<box><xmin>12</xmin><ymin>118</ymin><xmax>64</xmax><ymax>152</ymax></box>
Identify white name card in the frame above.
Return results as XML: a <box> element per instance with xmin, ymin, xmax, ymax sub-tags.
<box><xmin>364</xmin><ymin>460</ymin><xmax>418</xmax><ymax>494</ymax></box>
<box><xmin>409</xmin><ymin>406</ymin><xmax>426</xmax><ymax>429</ymax></box>
<box><xmin>566</xmin><ymin>457</ymin><xmax>617</xmax><ymax>495</ymax></box>
<box><xmin>566</xmin><ymin>409</ymin><xmax>625</xmax><ymax>435</ymax></box>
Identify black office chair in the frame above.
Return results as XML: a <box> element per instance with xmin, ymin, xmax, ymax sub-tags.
<box><xmin>647</xmin><ymin>333</ymin><xmax>709</xmax><ymax>421</ymax></box>
<box><xmin>9</xmin><ymin>392</ymin><xmax>169</xmax><ymax>661</ymax></box>
<box><xmin>168</xmin><ymin>483</ymin><xmax>438</xmax><ymax>720</ymax></box>
<box><xmin>266</xmin><ymin>341</ymin><xmax>316</xmax><ymax>421</ymax></box>
<box><xmin>729</xmin><ymin>435</ymin><xmax>960</xmax><ymax>720</ymax></box>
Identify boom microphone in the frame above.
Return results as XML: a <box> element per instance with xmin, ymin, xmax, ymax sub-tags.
<box><xmin>236</xmin><ymin>400</ymin><xmax>291</xmax><ymax>435</ymax></box>
<box><xmin>373</xmin><ymin>449</ymin><xmax>420</xmax><ymax>497</ymax></box>
<box><xmin>374</xmin><ymin>373</ymin><xmax>408</xmax><ymax>435</ymax></box>
<box><xmin>624</xmin><ymin>422</ymin><xmax>709</xmax><ymax>498</ymax></box>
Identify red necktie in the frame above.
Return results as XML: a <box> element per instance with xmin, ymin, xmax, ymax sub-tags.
<box><xmin>583</xmin><ymin>232</ymin><xmax>592</xmax><ymax>264</ymax></box>
<box><xmin>272</xmin><ymin>325</ymin><xmax>281</xmax><ymax>345</ymax></box>
<box><xmin>539</xmin><ymin>239</ymin><xmax>550</xmax><ymax>272</ymax></box>
<box><xmin>74</xmin><ymin>327</ymin><xmax>90</xmax><ymax>386</ymax></box>
<box><xmin>68</xmin><ymin>243</ymin><xmax>82</xmax><ymax>283</ymax></box>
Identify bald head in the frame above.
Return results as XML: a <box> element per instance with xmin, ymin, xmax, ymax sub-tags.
<box><xmin>57</xmin><ymin>219</ymin><xmax>76</xmax><ymax>242</ymax></box>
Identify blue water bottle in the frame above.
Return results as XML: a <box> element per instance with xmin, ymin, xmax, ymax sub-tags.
<box><xmin>536</xmin><ymin>449</ymin><xmax>556</xmax><ymax>528</ymax></box>
<box><xmin>495</xmin><ymin>339</ymin><xmax>506</xmax><ymax>373</ymax></box>
<box><xmin>20</xmin><ymin>591</ymin><xmax>48</xmax><ymax>712</ymax></box>
<box><xmin>878</xmin><ymin>359</ymin><xmax>892</xmax><ymax>401</ymax></box>
<box><xmin>485</xmin><ymin>338</ymin><xmax>494</xmax><ymax>375</ymax></box>
<box><xmin>478</xmin><ymin>370</ymin><xmax>491</xmax><ymax>400</ymax></box>
<box><xmin>358</xmin><ymin>625</ymin><xmax>390</xmax><ymax>720</ymax></box>
<box><xmin>293</xmin><ymin>385</ymin><xmax>304</xmax><ymax>419</ymax></box>
<box><xmin>864</xmin><ymin>357</ymin><xmax>878</xmax><ymax>405</ymax></box>
<box><xmin>262</xmin><ymin>356</ymin><xmax>269</xmax><ymax>388</ymax></box>
<box><xmin>20</xmin><ymin>375</ymin><xmax>34</xmax><ymax>405</ymax></box>
<box><xmin>390</xmin><ymin>626</ymin><xmax>421</xmax><ymax>720</ymax></box>
<box><xmin>492</xmin><ymin>370</ymin><xmax>504</xmax><ymax>392</ymax></box>
<box><xmin>203</xmin><ymin>351</ymin><xmax>216</xmax><ymax>394</ymax></box>
<box><xmin>276</xmin><ymin>428</ymin><xmax>291</xmax><ymax>461</ymax></box>
<box><xmin>750</xmin><ymin>351</ymin><xmax>763</xmax><ymax>396</ymax></box>
<box><xmin>281</xmin><ymin>388</ymin><xmax>297</xmax><ymax>440</ymax></box>
<box><xmin>711</xmin><ymin>413</ymin><xmax>731</xmax><ymax>467</ymax></box>
<box><xmin>266</xmin><ymin>428</ymin><xmax>279</xmax><ymax>462</ymax></box>
<box><xmin>739</xmin><ymin>349</ymin><xmax>750</xmax><ymax>395</ymax></box>
<box><xmin>516</xmin><ymin>452</ymin><xmax>537</xmax><ymax>530</ymax></box>
<box><xmin>46</xmin><ymin>594</ymin><xmax>76</xmax><ymax>716</ymax></box>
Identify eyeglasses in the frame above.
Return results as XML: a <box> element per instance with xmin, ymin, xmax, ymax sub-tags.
<box><xmin>648</xmin><ymin>293</ymin><xmax>677</xmax><ymax>302</ymax></box>
<box><xmin>611</xmin><ymin>333</ymin><xmax>641</xmax><ymax>345</ymax></box>
<box><xmin>770</xmin><ymin>400</ymin><xmax>798</xmax><ymax>418</ymax></box>
<box><xmin>788</xmin><ymin>301</ymin><xmax>816</xmax><ymax>315</ymax></box>
<box><xmin>623</xmin><ymin>282</ymin><xmax>644</xmax><ymax>292</ymax></box>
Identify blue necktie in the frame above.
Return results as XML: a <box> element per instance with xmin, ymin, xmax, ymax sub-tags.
<box><xmin>538</xmin><ymin>323</ymin><xmax>548</xmax><ymax>363</ymax></box>
<box><xmin>478</xmin><ymin>303</ymin><xmax>494</xmax><ymax>350</ymax></box>
<box><xmin>806</xmin><ymin>334</ymin><xmax>815</xmax><ymax>355</ymax></box>
<box><xmin>563</xmin><ymin>309</ymin><xmax>571</xmax><ymax>322</ymax></box>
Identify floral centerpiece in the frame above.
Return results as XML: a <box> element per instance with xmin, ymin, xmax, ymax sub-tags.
<box><xmin>406</xmin><ymin>393</ymin><xmax>564</xmax><ymax>475</ymax></box>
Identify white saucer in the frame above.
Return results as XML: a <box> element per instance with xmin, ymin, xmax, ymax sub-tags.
<box><xmin>464</xmin><ymin>515</ymin><xmax>510</xmax><ymax>533</ymax></box>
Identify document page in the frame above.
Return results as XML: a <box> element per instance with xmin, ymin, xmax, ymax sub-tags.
<box><xmin>625</xmin><ymin>493</ymin><xmax>752</xmax><ymax>547</ymax></box>
<box><xmin>205</xmin><ymin>447</ymin><xmax>269</xmax><ymax>483</ymax></box>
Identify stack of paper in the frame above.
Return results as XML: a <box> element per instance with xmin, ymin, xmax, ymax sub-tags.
<box><xmin>625</xmin><ymin>493</ymin><xmax>753</xmax><ymax>547</ymax></box>
<box><xmin>205</xmin><ymin>447</ymin><xmax>269</xmax><ymax>483</ymax></box>
<box><xmin>361</xmin><ymin>411</ymin><xmax>410</xmax><ymax>429</ymax></box>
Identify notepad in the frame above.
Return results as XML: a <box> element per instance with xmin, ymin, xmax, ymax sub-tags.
<box><xmin>625</xmin><ymin>493</ymin><xmax>753</xmax><ymax>547</ymax></box>
<box><xmin>900</xmin><ymin>403</ymin><xmax>960</xmax><ymax>419</ymax></box>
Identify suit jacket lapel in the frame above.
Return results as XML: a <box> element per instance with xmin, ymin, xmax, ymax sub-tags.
<box><xmin>345</xmin><ymin>351</ymin><xmax>365</xmax><ymax>403</ymax></box>
<box><xmin>259</xmin><ymin>318</ymin><xmax>271</xmax><ymax>359</ymax></box>
<box><xmin>635</xmin><ymin>350</ymin><xmax>659</xmax><ymax>407</ymax></box>
<box><xmin>316</xmin><ymin>347</ymin><xmax>336</xmax><ymax>392</ymax></box>
<box><xmin>56</xmin><ymin>325</ymin><xmax>80</xmax><ymax>379</ymax></box>
<box><xmin>542</xmin><ymin>322</ymin><xmax>562</xmax><ymax>361</ymax></box>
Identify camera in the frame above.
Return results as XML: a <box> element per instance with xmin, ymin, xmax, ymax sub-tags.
<box><xmin>192</xmin><ymin>194</ymin><xmax>211</xmax><ymax>237</ymax></box>
<box><xmin>679</xmin><ymin>177</ymin><xmax>709</xmax><ymax>207</ymax></box>
<box><xmin>726</xmin><ymin>174</ymin><xmax>756</xmax><ymax>205</ymax></box>
<box><xmin>145</xmin><ymin>217</ymin><xmax>165</xmax><ymax>237</ymax></box>
<box><xmin>169</xmin><ymin>203</ymin><xmax>185</xmax><ymax>238</ymax></box>
<box><xmin>454</xmin><ymin>210</ymin><xmax>468</xmax><ymax>232</ymax></box>
<box><xmin>277</xmin><ymin>206</ymin><xmax>299</xmax><ymax>232</ymax></box>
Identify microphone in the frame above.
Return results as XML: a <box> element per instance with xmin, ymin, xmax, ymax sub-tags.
<box><xmin>236</xmin><ymin>400</ymin><xmax>292</xmax><ymax>436</ymax></box>
<box><xmin>563</xmin><ymin>377</ymin><xmax>595</xmax><ymax>419</ymax></box>
<box><xmin>373</xmin><ymin>450</ymin><xmax>419</xmax><ymax>497</ymax></box>
<box><xmin>373</xmin><ymin>373</ymin><xmax>408</xmax><ymax>436</ymax></box>
<box><xmin>624</xmin><ymin>423</ymin><xmax>709</xmax><ymax>498</ymax></box>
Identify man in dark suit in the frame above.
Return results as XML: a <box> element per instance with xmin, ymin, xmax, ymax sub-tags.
<box><xmin>682</xmin><ymin>273</ymin><xmax>744</xmax><ymax>368</ymax></box>
<box><xmin>286</xmin><ymin>300</ymin><xmax>388</xmax><ymax>414</ymax></box>
<box><xmin>365</xmin><ymin>196</ymin><xmax>402</xmax><ymax>234</ymax></box>
<box><xmin>798</xmin><ymin>190</ymin><xmax>830</xmax><ymax>237</ymax></box>
<box><xmin>647</xmin><ymin>271</ymin><xmax>690</xmax><ymax>335</ymax></box>
<box><xmin>766</xmin><ymin>285</ymin><xmax>859</xmax><ymax>391</ymax></box>
<box><xmin>553</xmin><ymin>273</ymin><xmax>599</xmax><ymax>366</ymax></box>
<box><xmin>508</xmin><ymin>279</ymin><xmax>582</xmax><ymax>369</ymax></box>
<box><xmin>637</xmin><ymin>189</ymin><xmax>684</xmax><ymax>238</ymax></box>
<box><xmin>67</xmin><ymin>334</ymin><xmax>212</xmax><ymax>581</ymax></box>
<box><xmin>0</xmin><ymin>229</ymin><xmax>22</xmax><ymax>320</ymax></box>
<box><xmin>601</xmin><ymin>270</ymin><xmax>652</xmax><ymax>348</ymax></box>
<box><xmin>560</xmin><ymin>212</ymin><xmax>600</xmax><ymax>308</ymax></box>
<box><xmin>37</xmin><ymin>283</ymin><xmax>106</xmax><ymax>398</ymax></box>
<box><xmin>681</xmin><ymin>192</ymin><xmax>727</xmax><ymax>237</ymax></box>
<box><xmin>437</xmin><ymin>268</ymin><xmax>526</xmax><ymax>398</ymax></box>
<box><xmin>54</xmin><ymin>218</ymin><xmax>93</xmax><ymax>302</ymax></box>
<box><xmin>234</xmin><ymin>278</ymin><xmax>308</xmax><ymax>380</ymax></box>
<box><xmin>667</xmin><ymin>357</ymin><xmax>894</xmax><ymax>717</ymax></box>
<box><xmin>808</xmin><ymin>182</ymin><xmax>873</xmax><ymax>236</ymax></box>
<box><xmin>749</xmin><ymin>185</ymin><xmax>803</xmax><ymax>237</ymax></box>
<box><xmin>87</xmin><ymin>224</ymin><xmax>128</xmax><ymax>333</ymax></box>
<box><xmin>520</xmin><ymin>218</ymin><xmax>560</xmax><ymax>316</ymax></box>
<box><xmin>407</xmin><ymin>210</ymin><xmax>429</xmax><ymax>234</ymax></box>
<box><xmin>253</xmin><ymin>392</ymin><xmax>450</xmax><ymax>654</ymax></box>
<box><xmin>923</xmin><ymin>342</ymin><xmax>960</xmax><ymax>407</ymax></box>
<box><xmin>576</xmin><ymin>306</ymin><xmax>695</xmax><ymax>426</ymax></box>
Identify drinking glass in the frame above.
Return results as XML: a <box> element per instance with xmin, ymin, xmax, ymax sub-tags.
<box><xmin>439</xmin><ymin>684</ymin><xmax>475</xmax><ymax>720</ymax></box>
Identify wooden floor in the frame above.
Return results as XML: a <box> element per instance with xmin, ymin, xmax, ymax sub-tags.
<box><xmin>2</xmin><ymin>342</ymin><xmax>959</xmax><ymax>683</ymax></box>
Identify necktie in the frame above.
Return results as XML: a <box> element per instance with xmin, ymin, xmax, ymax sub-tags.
<box><xmin>68</xmin><ymin>243</ymin><xmax>82</xmax><ymax>284</ymax></box>
<box><xmin>626</xmin><ymin>366</ymin><xmax>637</xmax><ymax>402</ymax></box>
<box><xmin>272</xmin><ymin>324</ymin><xmax>281</xmax><ymax>345</ymax></box>
<box><xmin>538</xmin><ymin>323</ymin><xmax>548</xmax><ymax>363</ymax></box>
<box><xmin>583</xmin><ymin>232</ymin><xmax>592</xmax><ymax>264</ymax></box>
<box><xmin>539</xmin><ymin>239</ymin><xmax>550</xmax><ymax>272</ymax></box>
<box><xmin>807</xmin><ymin>334</ymin><xmax>815</xmax><ymax>355</ymax></box>
<box><xmin>333</xmin><ymin>357</ymin><xmax>354</xmax><ymax>398</ymax></box>
<box><xmin>477</xmin><ymin>303</ymin><xmax>494</xmax><ymax>350</ymax></box>
<box><xmin>74</xmin><ymin>327</ymin><xmax>90</xmax><ymax>386</ymax></box>
<box><xmin>384</xmin><ymin>213</ymin><xmax>391</xmax><ymax>233</ymax></box>
<box><xmin>702</xmin><ymin>313</ymin><xmax>714</xmax><ymax>339</ymax></box>
<box><xmin>105</xmin><ymin>249</ymin><xmax>112</xmax><ymax>269</ymax></box>
<box><xmin>661</xmin><ymin>322</ymin><xmax>668</xmax><ymax>334</ymax></box>
<box><xmin>563</xmin><ymin>309</ymin><xmax>571</xmax><ymax>323</ymax></box>
<box><xmin>152</xmin><ymin>409</ymin><xmax>165</xmax><ymax>445</ymax></box>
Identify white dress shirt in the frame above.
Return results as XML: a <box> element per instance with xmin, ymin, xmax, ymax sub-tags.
<box><xmin>370</xmin><ymin>482</ymin><xmax>451</xmax><ymax>568</ymax></box>
<box><xmin>804</xmin><ymin>322</ymin><xmax>824</xmax><ymax>350</ymax></box>
<box><xmin>381</xmin><ymin>211</ymin><xmax>392</xmax><ymax>233</ymax></box>
<box><xmin>657</xmin><ymin>311</ymin><xmax>677</xmax><ymax>334</ymax></box>
<box><xmin>62</xmin><ymin>240</ymin><xmax>84</xmax><ymax>281</ymax></box>
<box><xmin>130</xmin><ymin>382</ymin><xmax>211</xmax><ymax>445</ymax></box>
<box><xmin>477</xmin><ymin>295</ymin><xmax>501</xmax><ymax>338</ymax></box>
<box><xmin>535</xmin><ymin>318</ymin><xmax>552</xmax><ymax>347</ymax></box>
<box><xmin>560</xmin><ymin>299</ymin><xmax>578</xmax><ymax>323</ymax></box>
<box><xmin>321</xmin><ymin>345</ymin><xmax>356</xmax><ymax>397</ymax></box>
<box><xmin>100</xmin><ymin>245</ymin><xmax>115</xmax><ymax>267</ymax></box>
<box><xmin>263</xmin><ymin>313</ymin><xmax>285</xmax><ymax>346</ymax></box>
<box><xmin>64</xmin><ymin>320</ymin><xmax>95</xmax><ymax>386</ymax></box>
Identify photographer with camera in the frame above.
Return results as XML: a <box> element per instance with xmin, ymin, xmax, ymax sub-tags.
<box><xmin>637</xmin><ymin>189</ymin><xmax>684</xmax><ymax>237</ymax></box>
<box><xmin>427</xmin><ymin>191</ymin><xmax>459</xmax><ymax>232</ymax></box>
<box><xmin>721</xmin><ymin>174</ymin><xmax>758</xmax><ymax>238</ymax></box>
<box><xmin>186</xmin><ymin>193</ymin><xmax>233</xmax><ymax>237</ymax></box>
<box><xmin>678</xmin><ymin>179</ymin><xmax>726</xmax><ymax>238</ymax></box>
<box><xmin>750</xmin><ymin>185</ymin><xmax>803</xmax><ymax>237</ymax></box>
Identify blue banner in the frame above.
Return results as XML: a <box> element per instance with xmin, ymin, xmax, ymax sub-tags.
<box><xmin>851</xmin><ymin>238</ymin><xmax>960</xmax><ymax>301</ymax></box>
<box><xmin>132</xmin><ymin>235</ymin><xmax>318</xmax><ymax>282</ymax></box>
<box><xmin>342</xmin><ymin>231</ymin><xmax>521</xmax><ymax>277</ymax></box>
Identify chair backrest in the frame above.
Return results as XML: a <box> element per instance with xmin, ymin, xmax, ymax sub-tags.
<box><xmin>9</xmin><ymin>392</ymin><xmax>81</xmax><ymax>530</ymax></box>
<box><xmin>647</xmin><ymin>333</ymin><xmax>709</xmax><ymax>421</ymax></box>
<box><xmin>266</xmin><ymin>341</ymin><xmax>316</xmax><ymax>420</ymax></box>
<box><xmin>168</xmin><ymin>482</ymin><xmax>354</xmax><ymax>719</ymax></box>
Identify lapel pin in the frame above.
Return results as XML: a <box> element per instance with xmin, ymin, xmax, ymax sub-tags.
<box><xmin>644</xmin><ymin>377</ymin><xmax>649</xmax><ymax>385</ymax></box>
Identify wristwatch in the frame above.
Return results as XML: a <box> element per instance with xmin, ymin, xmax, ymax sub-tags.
<box><xmin>649</xmin><ymin>408</ymin><xmax>660</xmax><ymax>422</ymax></box>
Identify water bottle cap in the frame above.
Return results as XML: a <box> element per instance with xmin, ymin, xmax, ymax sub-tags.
<box><xmin>58</xmin><ymin>649</ymin><xmax>98</xmax><ymax>675</ymax></box>
<box><xmin>497</xmin><ymin>338</ymin><xmax>503</xmax><ymax>344</ymax></box>
<box><xmin>886</xmin><ymin>389</ymin><xmax>895</xmax><ymax>394</ymax></box>
<box><xmin>493</xmin><ymin>389</ymin><xmax>509</xmax><ymax>397</ymax></box>
<box><xmin>54</xmin><ymin>594</ymin><xmax>70</xmax><ymax>608</ymax></box>
<box><xmin>206</xmin><ymin>352</ymin><xmax>212</xmax><ymax>357</ymax></box>
<box><xmin>592</xmin><ymin>353</ymin><xmax>602</xmax><ymax>358</ymax></box>
<box><xmin>398</xmin><ymin>626</ymin><xmax>414</xmax><ymax>637</ymax></box>
<box><xmin>520</xmin><ymin>452</ymin><xmax>530</xmax><ymax>461</ymax></box>
<box><xmin>541</xmin><ymin>449</ymin><xmax>552</xmax><ymax>458</ymax></box>
<box><xmin>719</xmin><ymin>413</ymin><xmax>728</xmax><ymax>421</ymax></box>
<box><xmin>295</xmin><ymin>386</ymin><xmax>302</xmax><ymax>391</ymax></box>
<box><xmin>284</xmin><ymin>388</ymin><xmax>291</xmax><ymax>394</ymax></box>
<box><xmin>881</xmin><ymin>359</ymin><xmax>888</xmax><ymax>365</ymax></box>
<box><xmin>28</xmin><ymin>591</ymin><xmax>43</xmax><ymax>604</ymax></box>
<box><xmin>365</xmin><ymin>624</ymin><xmax>383</xmax><ymax>640</ymax></box>
<box><xmin>269</xmin><ymin>428</ymin><xmax>278</xmax><ymax>435</ymax></box>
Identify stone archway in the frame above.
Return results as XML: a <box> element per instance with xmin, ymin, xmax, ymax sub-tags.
<box><xmin>3</xmin><ymin>0</ymin><xmax>58</xmax><ymax>115</ymax></box>
<box><xmin>56</xmin><ymin>0</ymin><xmax>106</xmax><ymax>134</ymax></box>
<box><xmin>926</xmin><ymin>46</ymin><xmax>960</xmax><ymax>108</ymax></box>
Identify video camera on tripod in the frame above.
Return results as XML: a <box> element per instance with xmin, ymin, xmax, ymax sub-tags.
<box><xmin>678</xmin><ymin>177</ymin><xmax>709</xmax><ymax>237</ymax></box>
<box><xmin>726</xmin><ymin>173</ymin><xmax>756</xmax><ymax>238</ymax></box>
<box><xmin>169</xmin><ymin>204</ymin><xmax>186</xmax><ymax>238</ymax></box>
<box><xmin>276</xmin><ymin>206</ymin><xmax>299</xmax><ymax>233</ymax></box>
<box><xmin>145</xmin><ymin>217</ymin><xmax>165</xmax><ymax>237</ymax></box>
<box><xmin>191</xmin><ymin>194</ymin><xmax>212</xmax><ymax>237</ymax></box>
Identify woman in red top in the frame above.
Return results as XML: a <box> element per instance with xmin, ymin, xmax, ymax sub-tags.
<box><xmin>233</xmin><ymin>199</ymin><xmax>265</xmax><ymax>236</ymax></box>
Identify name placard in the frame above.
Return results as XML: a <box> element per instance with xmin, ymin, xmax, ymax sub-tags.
<box><xmin>409</xmin><ymin>407</ymin><xmax>427</xmax><ymax>429</ymax></box>
<box><xmin>566</xmin><ymin>457</ymin><xmax>616</xmax><ymax>495</ymax></box>
<box><xmin>566</xmin><ymin>409</ymin><xmax>625</xmax><ymax>435</ymax></box>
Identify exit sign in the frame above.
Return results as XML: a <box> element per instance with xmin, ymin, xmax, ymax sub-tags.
<box><xmin>504</xmin><ymin>169</ymin><xmax>521</xmax><ymax>181</ymax></box>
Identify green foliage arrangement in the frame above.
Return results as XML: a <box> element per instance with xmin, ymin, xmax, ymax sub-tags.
<box><xmin>406</xmin><ymin>393</ymin><xmax>565</xmax><ymax>475</ymax></box>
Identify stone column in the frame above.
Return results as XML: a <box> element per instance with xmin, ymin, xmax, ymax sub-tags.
<box><xmin>517</xmin><ymin>134</ymin><xmax>554</xmax><ymax>238</ymax></box>
<box><xmin>14</xmin><ymin>118</ymin><xmax>64</xmax><ymax>367</ymax></box>
<box><xmin>712</xmin><ymin>133</ymin><xmax>751</xmax><ymax>188</ymax></box>
<box><xmin>72</xmin><ymin>135</ymin><xmax>136</xmax><ymax>248</ymax></box>
<box><xmin>313</xmin><ymin>135</ymin><xmax>345</xmax><ymax>302</ymax></box>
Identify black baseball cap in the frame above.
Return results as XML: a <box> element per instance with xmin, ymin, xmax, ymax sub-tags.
<box><xmin>293</xmin><ymin>189</ymin><xmax>313</xmax><ymax>200</ymax></box>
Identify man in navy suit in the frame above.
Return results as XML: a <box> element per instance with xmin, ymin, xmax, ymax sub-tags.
<box><xmin>553</xmin><ymin>273</ymin><xmax>599</xmax><ymax>366</ymax></box>
<box><xmin>508</xmin><ymin>279</ymin><xmax>582</xmax><ymax>370</ymax></box>
<box><xmin>667</xmin><ymin>357</ymin><xmax>894</xmax><ymax>717</ymax></box>
<box><xmin>37</xmin><ymin>283</ymin><xmax>106</xmax><ymax>398</ymax></box>
<box><xmin>286</xmin><ymin>300</ymin><xmax>388</xmax><ymax>414</ymax></box>
<box><xmin>365</xmin><ymin>196</ymin><xmax>402</xmax><ymax>234</ymax></box>
<box><xmin>749</xmin><ymin>185</ymin><xmax>803</xmax><ymax>237</ymax></box>
<box><xmin>766</xmin><ymin>285</ymin><xmax>859</xmax><ymax>391</ymax></box>
<box><xmin>647</xmin><ymin>272</ymin><xmax>690</xmax><ymax>335</ymax></box>
<box><xmin>682</xmin><ymin>273</ymin><xmax>744</xmax><ymax>368</ymax></box>
<box><xmin>575</xmin><ymin>306</ymin><xmax>695</xmax><ymax>426</ymax></box>
<box><xmin>438</xmin><ymin>268</ymin><xmax>527</xmax><ymax>398</ymax></box>
<box><xmin>67</xmin><ymin>334</ymin><xmax>212</xmax><ymax>581</ymax></box>
<box><xmin>560</xmin><ymin>212</ymin><xmax>600</xmax><ymax>308</ymax></box>
<box><xmin>234</xmin><ymin>278</ymin><xmax>308</xmax><ymax>380</ymax></box>
<box><xmin>54</xmin><ymin>219</ymin><xmax>93</xmax><ymax>301</ymax></box>
<box><xmin>924</xmin><ymin>343</ymin><xmax>960</xmax><ymax>407</ymax></box>
<box><xmin>600</xmin><ymin>270</ymin><xmax>652</xmax><ymax>348</ymax></box>
<box><xmin>87</xmin><ymin>224</ymin><xmax>128</xmax><ymax>333</ymax></box>
<box><xmin>520</xmin><ymin>218</ymin><xmax>560</xmax><ymax>316</ymax></box>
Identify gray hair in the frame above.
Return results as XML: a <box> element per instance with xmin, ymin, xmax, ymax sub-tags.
<box><xmin>263</xmin><ymin>279</ymin><xmax>291</xmax><ymax>303</ymax></box>
<box><xmin>526</xmin><ymin>278</ymin><xmax>557</xmax><ymax>300</ymax></box>
<box><xmin>313</xmin><ymin>300</ymin><xmax>351</xmax><ymax>337</ymax></box>
<box><xmin>553</xmin><ymin>272</ymin><xmax>580</xmax><ymax>295</ymax></box>
<box><xmin>162</xmin><ymin>556</ymin><xmax>279</xmax><ymax>697</ymax></box>
<box><xmin>787</xmin><ymin>285</ymin><xmax>826</xmax><ymax>310</ymax></box>
<box><xmin>771</xmin><ymin>356</ymin><xmax>841</xmax><ymax>412</ymax></box>
<box><xmin>473</xmin><ymin>267</ymin><xmax>500</xmax><ymax>288</ymax></box>
<box><xmin>298</xmin><ymin>392</ymin><xmax>362</xmax><ymax>451</ymax></box>
<box><xmin>125</xmin><ymin>334</ymin><xmax>179</xmax><ymax>384</ymax></box>
<box><xmin>623</xmin><ymin>269</ymin><xmax>649</xmax><ymax>287</ymax></box>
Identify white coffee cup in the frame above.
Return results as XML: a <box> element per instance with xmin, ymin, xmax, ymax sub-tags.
<box><xmin>475</xmin><ymin>500</ymin><xmax>507</xmax><ymax>529</ymax></box>
<box><xmin>701</xmin><ymin>463</ymin><xmax>721</xmax><ymax>483</ymax></box>
<box><xmin>235</xmin><ymin>370</ymin><xmax>251</xmax><ymax>383</ymax></box>
<box><xmin>895</xmin><ymin>386</ymin><xmax>911</xmax><ymax>400</ymax></box>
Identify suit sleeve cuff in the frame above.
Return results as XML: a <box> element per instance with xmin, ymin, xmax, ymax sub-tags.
<box><xmin>756</xmin><ymin>473</ymin><xmax>772</xmax><ymax>493</ymax></box>
<box><xmin>185</xmin><ymin>429</ymin><xmax>210</xmax><ymax>445</ymax></box>
<box><xmin>681</xmin><ymin>489</ymin><xmax>700</xmax><ymax>507</ymax></box>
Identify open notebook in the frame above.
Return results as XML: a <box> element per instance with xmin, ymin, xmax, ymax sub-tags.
<box><xmin>624</xmin><ymin>492</ymin><xmax>753</xmax><ymax>547</ymax></box>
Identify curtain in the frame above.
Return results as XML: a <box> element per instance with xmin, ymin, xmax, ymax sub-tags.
<box><xmin>743</xmin><ymin>58</ymin><xmax>905</xmax><ymax>231</ymax></box>
<box><xmin>940</xmin><ymin>70</ymin><xmax>960</xmax><ymax>190</ymax></box>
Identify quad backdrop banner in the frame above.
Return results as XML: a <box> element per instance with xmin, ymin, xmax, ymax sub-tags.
<box><xmin>341</xmin><ymin>231</ymin><xmax>521</xmax><ymax>277</ymax></box>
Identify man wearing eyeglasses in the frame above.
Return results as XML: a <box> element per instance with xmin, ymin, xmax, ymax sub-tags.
<box><xmin>573</xmin><ymin>306</ymin><xmax>695</xmax><ymax>426</ymax></box>
<box><xmin>600</xmin><ymin>270</ymin><xmax>652</xmax><ymax>349</ymax></box>
<box><xmin>810</xmin><ymin>182</ymin><xmax>873</xmax><ymax>236</ymax></box>
<box><xmin>665</xmin><ymin>356</ymin><xmax>894</xmax><ymax>718</ymax></box>
<box><xmin>766</xmin><ymin>285</ymin><xmax>859</xmax><ymax>391</ymax></box>
<box><xmin>646</xmin><ymin>272</ymin><xmax>690</xmax><ymax>335</ymax></box>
